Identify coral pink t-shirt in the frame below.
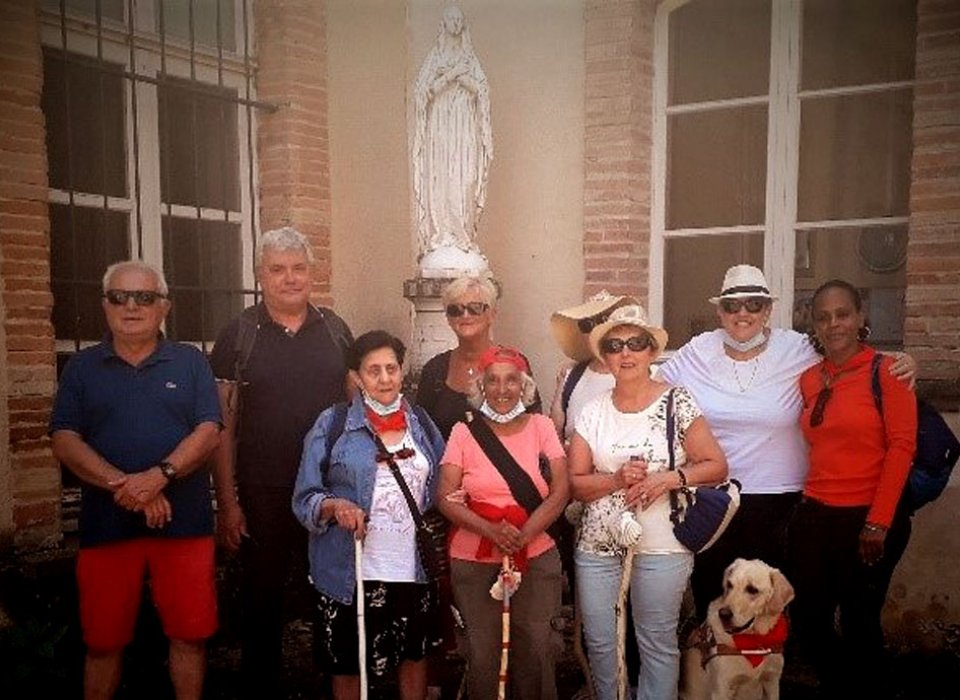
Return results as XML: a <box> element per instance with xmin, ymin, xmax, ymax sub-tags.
<box><xmin>441</xmin><ymin>413</ymin><xmax>565</xmax><ymax>563</ymax></box>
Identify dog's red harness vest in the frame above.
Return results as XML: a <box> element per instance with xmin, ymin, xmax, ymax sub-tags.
<box><xmin>688</xmin><ymin>614</ymin><xmax>789</xmax><ymax>669</ymax></box>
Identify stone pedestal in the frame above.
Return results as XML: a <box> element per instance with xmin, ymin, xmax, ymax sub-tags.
<box><xmin>403</xmin><ymin>277</ymin><xmax>458</xmax><ymax>377</ymax></box>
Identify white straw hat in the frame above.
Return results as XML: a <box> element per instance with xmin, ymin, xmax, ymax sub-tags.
<box><xmin>587</xmin><ymin>304</ymin><xmax>669</xmax><ymax>361</ymax></box>
<box><xmin>550</xmin><ymin>291</ymin><xmax>640</xmax><ymax>362</ymax></box>
<box><xmin>708</xmin><ymin>265</ymin><xmax>778</xmax><ymax>304</ymax></box>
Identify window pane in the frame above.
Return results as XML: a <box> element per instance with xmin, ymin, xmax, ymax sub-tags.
<box><xmin>793</xmin><ymin>226</ymin><xmax>906</xmax><ymax>349</ymax></box>
<box><xmin>42</xmin><ymin>49</ymin><xmax>126</xmax><ymax>197</ymax></box>
<box><xmin>664</xmin><ymin>233</ymin><xmax>764</xmax><ymax>348</ymax></box>
<box><xmin>157</xmin><ymin>0</ymin><xmax>237</xmax><ymax>52</ymax></box>
<box><xmin>798</xmin><ymin>90</ymin><xmax>912</xmax><ymax>222</ymax></box>
<box><xmin>667</xmin><ymin>106</ymin><xmax>767</xmax><ymax>228</ymax></box>
<box><xmin>41</xmin><ymin>0</ymin><xmax>125</xmax><ymax>22</ymax></box>
<box><xmin>802</xmin><ymin>0</ymin><xmax>916</xmax><ymax>91</ymax></box>
<box><xmin>158</xmin><ymin>78</ymin><xmax>240</xmax><ymax>210</ymax></box>
<box><xmin>50</xmin><ymin>204</ymin><xmax>130</xmax><ymax>340</ymax></box>
<box><xmin>668</xmin><ymin>0</ymin><xmax>770</xmax><ymax>104</ymax></box>
<box><xmin>162</xmin><ymin>216</ymin><xmax>244</xmax><ymax>342</ymax></box>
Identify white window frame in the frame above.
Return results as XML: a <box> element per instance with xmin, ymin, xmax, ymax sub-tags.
<box><xmin>650</xmin><ymin>0</ymin><xmax>913</xmax><ymax>332</ymax></box>
<box><xmin>40</xmin><ymin>0</ymin><xmax>259</xmax><ymax>351</ymax></box>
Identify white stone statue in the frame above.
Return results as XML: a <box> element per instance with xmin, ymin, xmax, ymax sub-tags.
<box><xmin>413</xmin><ymin>5</ymin><xmax>493</xmax><ymax>277</ymax></box>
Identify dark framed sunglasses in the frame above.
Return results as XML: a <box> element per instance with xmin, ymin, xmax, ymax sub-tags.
<box><xmin>103</xmin><ymin>289</ymin><xmax>167</xmax><ymax>306</ymax></box>
<box><xmin>809</xmin><ymin>367</ymin><xmax>844</xmax><ymax>427</ymax></box>
<box><xmin>577</xmin><ymin>311</ymin><xmax>611</xmax><ymax>334</ymax></box>
<box><xmin>720</xmin><ymin>297</ymin><xmax>768</xmax><ymax>314</ymax></box>
<box><xmin>445</xmin><ymin>302</ymin><xmax>489</xmax><ymax>317</ymax></box>
<box><xmin>599</xmin><ymin>334</ymin><xmax>653</xmax><ymax>355</ymax></box>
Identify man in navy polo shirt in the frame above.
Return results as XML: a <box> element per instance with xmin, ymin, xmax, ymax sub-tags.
<box><xmin>209</xmin><ymin>227</ymin><xmax>353</xmax><ymax>697</ymax></box>
<box><xmin>51</xmin><ymin>260</ymin><xmax>221</xmax><ymax>700</ymax></box>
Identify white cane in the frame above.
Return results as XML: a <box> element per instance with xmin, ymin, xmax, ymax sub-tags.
<box><xmin>354</xmin><ymin>536</ymin><xmax>368</xmax><ymax>700</ymax></box>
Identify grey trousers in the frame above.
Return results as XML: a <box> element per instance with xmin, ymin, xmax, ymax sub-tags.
<box><xmin>451</xmin><ymin>547</ymin><xmax>562</xmax><ymax>700</ymax></box>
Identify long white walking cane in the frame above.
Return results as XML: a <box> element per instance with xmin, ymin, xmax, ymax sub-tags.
<box><xmin>497</xmin><ymin>555</ymin><xmax>513</xmax><ymax>700</ymax></box>
<box><xmin>616</xmin><ymin>546</ymin><xmax>637</xmax><ymax>700</ymax></box>
<box><xmin>354</xmin><ymin>536</ymin><xmax>368</xmax><ymax>700</ymax></box>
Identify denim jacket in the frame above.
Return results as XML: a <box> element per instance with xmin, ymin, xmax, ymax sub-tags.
<box><xmin>292</xmin><ymin>394</ymin><xmax>446</xmax><ymax>604</ymax></box>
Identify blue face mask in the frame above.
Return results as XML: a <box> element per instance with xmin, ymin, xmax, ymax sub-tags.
<box><xmin>362</xmin><ymin>390</ymin><xmax>403</xmax><ymax>416</ymax></box>
<box><xmin>478</xmin><ymin>399</ymin><xmax>526</xmax><ymax>424</ymax></box>
<box><xmin>721</xmin><ymin>328</ymin><xmax>768</xmax><ymax>353</ymax></box>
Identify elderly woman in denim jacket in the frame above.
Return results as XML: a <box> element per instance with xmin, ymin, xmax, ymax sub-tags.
<box><xmin>292</xmin><ymin>330</ymin><xmax>446</xmax><ymax>700</ymax></box>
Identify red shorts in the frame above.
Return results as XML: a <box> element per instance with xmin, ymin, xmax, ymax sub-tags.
<box><xmin>76</xmin><ymin>536</ymin><xmax>217</xmax><ymax>653</ymax></box>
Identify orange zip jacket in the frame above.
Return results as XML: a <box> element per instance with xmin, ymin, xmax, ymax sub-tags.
<box><xmin>799</xmin><ymin>346</ymin><xmax>917</xmax><ymax>528</ymax></box>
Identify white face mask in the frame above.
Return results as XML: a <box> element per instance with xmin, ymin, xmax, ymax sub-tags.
<box><xmin>361</xmin><ymin>390</ymin><xmax>403</xmax><ymax>416</ymax></box>
<box><xmin>479</xmin><ymin>399</ymin><xmax>526</xmax><ymax>424</ymax></box>
<box><xmin>722</xmin><ymin>328</ymin><xmax>768</xmax><ymax>353</ymax></box>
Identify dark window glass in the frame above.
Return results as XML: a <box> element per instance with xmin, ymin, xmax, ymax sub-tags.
<box><xmin>158</xmin><ymin>78</ymin><xmax>240</xmax><ymax>210</ymax></box>
<box><xmin>42</xmin><ymin>49</ymin><xmax>126</xmax><ymax>197</ymax></box>
<box><xmin>802</xmin><ymin>0</ymin><xmax>916</xmax><ymax>91</ymax></box>
<box><xmin>50</xmin><ymin>203</ymin><xmax>130</xmax><ymax>340</ymax></box>
<box><xmin>41</xmin><ymin>0</ymin><xmax>125</xmax><ymax>22</ymax></box>
<box><xmin>667</xmin><ymin>105</ymin><xmax>768</xmax><ymax>228</ymax></box>
<box><xmin>664</xmin><ymin>233</ymin><xmax>764</xmax><ymax>348</ymax></box>
<box><xmin>158</xmin><ymin>0</ymin><xmax>237</xmax><ymax>52</ymax></box>
<box><xmin>669</xmin><ymin>0</ymin><xmax>770</xmax><ymax>105</ymax></box>
<box><xmin>162</xmin><ymin>216</ymin><xmax>243</xmax><ymax>342</ymax></box>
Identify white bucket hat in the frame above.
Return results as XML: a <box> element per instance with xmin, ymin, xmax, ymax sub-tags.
<box><xmin>550</xmin><ymin>291</ymin><xmax>640</xmax><ymax>362</ymax></box>
<box><xmin>708</xmin><ymin>265</ymin><xmax>778</xmax><ymax>304</ymax></box>
<box><xmin>587</xmin><ymin>304</ymin><xmax>669</xmax><ymax>361</ymax></box>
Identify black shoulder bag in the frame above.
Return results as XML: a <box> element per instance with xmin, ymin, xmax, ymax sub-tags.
<box><xmin>369</xmin><ymin>432</ymin><xmax>449</xmax><ymax>581</ymax></box>
<box><xmin>465</xmin><ymin>414</ymin><xmax>565</xmax><ymax>547</ymax></box>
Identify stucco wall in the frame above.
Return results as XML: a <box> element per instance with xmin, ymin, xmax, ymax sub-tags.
<box><xmin>328</xmin><ymin>0</ymin><xmax>585</xmax><ymax>391</ymax></box>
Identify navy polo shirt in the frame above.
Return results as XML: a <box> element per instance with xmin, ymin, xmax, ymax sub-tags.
<box><xmin>50</xmin><ymin>339</ymin><xmax>222</xmax><ymax>547</ymax></box>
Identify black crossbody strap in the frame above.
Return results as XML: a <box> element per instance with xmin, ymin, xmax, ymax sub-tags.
<box><xmin>466</xmin><ymin>415</ymin><xmax>565</xmax><ymax>544</ymax></box>
<box><xmin>664</xmin><ymin>389</ymin><xmax>688</xmax><ymax>526</ymax></box>
<box><xmin>370</xmin><ymin>431</ymin><xmax>426</xmax><ymax>530</ymax></box>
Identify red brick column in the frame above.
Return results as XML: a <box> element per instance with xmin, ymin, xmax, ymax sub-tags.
<box><xmin>905</xmin><ymin>0</ymin><xmax>960</xmax><ymax>399</ymax></box>
<box><xmin>582</xmin><ymin>0</ymin><xmax>656</xmax><ymax>301</ymax></box>
<box><xmin>254</xmin><ymin>0</ymin><xmax>333</xmax><ymax>304</ymax></box>
<box><xmin>0</xmin><ymin>0</ymin><xmax>59</xmax><ymax>548</ymax></box>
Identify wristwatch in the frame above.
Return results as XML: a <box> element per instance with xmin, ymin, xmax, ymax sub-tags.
<box><xmin>157</xmin><ymin>461</ymin><xmax>178</xmax><ymax>482</ymax></box>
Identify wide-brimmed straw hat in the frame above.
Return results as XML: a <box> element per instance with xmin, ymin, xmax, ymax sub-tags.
<box><xmin>551</xmin><ymin>291</ymin><xmax>640</xmax><ymax>362</ymax></box>
<box><xmin>708</xmin><ymin>265</ymin><xmax>778</xmax><ymax>304</ymax></box>
<box><xmin>587</xmin><ymin>304</ymin><xmax>669</xmax><ymax>361</ymax></box>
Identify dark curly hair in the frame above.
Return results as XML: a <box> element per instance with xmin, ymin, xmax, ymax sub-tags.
<box><xmin>347</xmin><ymin>330</ymin><xmax>406</xmax><ymax>371</ymax></box>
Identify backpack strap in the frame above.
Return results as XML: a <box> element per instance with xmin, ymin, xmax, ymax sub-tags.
<box><xmin>869</xmin><ymin>353</ymin><xmax>884</xmax><ymax>415</ymax></box>
<box><xmin>318</xmin><ymin>306</ymin><xmax>353</xmax><ymax>359</ymax></box>
<box><xmin>560</xmin><ymin>360</ymin><xmax>590</xmax><ymax>436</ymax></box>
<box><xmin>233</xmin><ymin>304</ymin><xmax>262</xmax><ymax>388</ymax></box>
<box><xmin>324</xmin><ymin>402</ymin><xmax>350</xmax><ymax>458</ymax></box>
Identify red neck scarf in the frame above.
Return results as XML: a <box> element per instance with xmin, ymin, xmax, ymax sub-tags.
<box><xmin>468</xmin><ymin>502</ymin><xmax>530</xmax><ymax>571</ymax></box>
<box><xmin>365</xmin><ymin>406</ymin><xmax>407</xmax><ymax>434</ymax></box>
<box><xmin>731</xmin><ymin>614</ymin><xmax>789</xmax><ymax>668</ymax></box>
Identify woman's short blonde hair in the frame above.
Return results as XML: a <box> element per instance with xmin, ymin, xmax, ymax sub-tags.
<box><xmin>466</xmin><ymin>369</ymin><xmax>538</xmax><ymax>410</ymax></box>
<box><xmin>442</xmin><ymin>275</ymin><xmax>500</xmax><ymax>309</ymax></box>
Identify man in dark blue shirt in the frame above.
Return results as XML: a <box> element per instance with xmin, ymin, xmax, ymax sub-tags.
<box><xmin>51</xmin><ymin>260</ymin><xmax>221</xmax><ymax>700</ymax></box>
<box><xmin>209</xmin><ymin>227</ymin><xmax>352</xmax><ymax>698</ymax></box>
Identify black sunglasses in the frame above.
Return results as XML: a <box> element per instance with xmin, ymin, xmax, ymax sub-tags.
<box><xmin>577</xmin><ymin>311</ymin><xmax>611</xmax><ymax>334</ymax></box>
<box><xmin>445</xmin><ymin>302</ymin><xmax>489</xmax><ymax>317</ymax></box>
<box><xmin>599</xmin><ymin>335</ymin><xmax>653</xmax><ymax>355</ymax></box>
<box><xmin>103</xmin><ymin>289</ymin><xmax>167</xmax><ymax>306</ymax></box>
<box><xmin>720</xmin><ymin>297</ymin><xmax>768</xmax><ymax>314</ymax></box>
<box><xmin>809</xmin><ymin>368</ymin><xmax>845</xmax><ymax>427</ymax></box>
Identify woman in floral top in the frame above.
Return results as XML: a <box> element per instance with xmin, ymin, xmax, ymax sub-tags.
<box><xmin>568</xmin><ymin>305</ymin><xmax>727</xmax><ymax>700</ymax></box>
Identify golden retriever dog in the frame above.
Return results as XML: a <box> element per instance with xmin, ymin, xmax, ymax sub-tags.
<box><xmin>680</xmin><ymin>558</ymin><xmax>795</xmax><ymax>700</ymax></box>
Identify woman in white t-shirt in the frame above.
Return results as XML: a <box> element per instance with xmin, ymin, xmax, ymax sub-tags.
<box><xmin>656</xmin><ymin>264</ymin><xmax>915</xmax><ymax>616</ymax></box>
<box><xmin>569</xmin><ymin>305</ymin><xmax>727</xmax><ymax>700</ymax></box>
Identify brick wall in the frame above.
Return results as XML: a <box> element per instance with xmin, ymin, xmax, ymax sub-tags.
<box><xmin>905</xmin><ymin>0</ymin><xmax>960</xmax><ymax>400</ymax></box>
<box><xmin>255</xmin><ymin>0</ymin><xmax>333</xmax><ymax>304</ymax></box>
<box><xmin>0</xmin><ymin>0</ymin><xmax>59</xmax><ymax>548</ymax></box>
<box><xmin>582</xmin><ymin>0</ymin><xmax>656</xmax><ymax>302</ymax></box>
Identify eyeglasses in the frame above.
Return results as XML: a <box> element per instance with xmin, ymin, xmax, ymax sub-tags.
<box><xmin>719</xmin><ymin>298</ymin><xmax>767</xmax><ymax>314</ymax></box>
<box><xmin>445</xmin><ymin>302</ymin><xmax>489</xmax><ymax>317</ymax></box>
<box><xmin>103</xmin><ymin>289</ymin><xmax>167</xmax><ymax>306</ymax></box>
<box><xmin>599</xmin><ymin>335</ymin><xmax>653</xmax><ymax>354</ymax></box>
<box><xmin>809</xmin><ymin>368</ymin><xmax>848</xmax><ymax>427</ymax></box>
